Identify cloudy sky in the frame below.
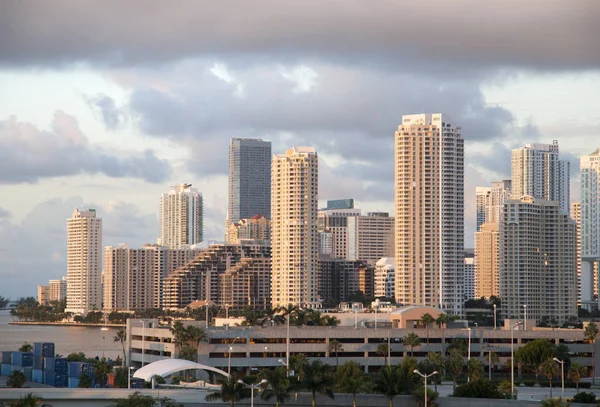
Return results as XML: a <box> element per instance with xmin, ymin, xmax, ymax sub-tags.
<box><xmin>0</xmin><ymin>1</ymin><xmax>599</xmax><ymax>298</ymax></box>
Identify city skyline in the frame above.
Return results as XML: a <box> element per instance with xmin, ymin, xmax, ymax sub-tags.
<box><xmin>1</xmin><ymin>1</ymin><xmax>599</xmax><ymax>298</ymax></box>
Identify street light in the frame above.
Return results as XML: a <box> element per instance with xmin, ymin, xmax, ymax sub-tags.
<box><xmin>511</xmin><ymin>321</ymin><xmax>523</xmax><ymax>399</ymax></box>
<box><xmin>413</xmin><ymin>369</ymin><xmax>438</xmax><ymax>407</ymax></box>
<box><xmin>467</xmin><ymin>327</ymin><xmax>472</xmax><ymax>382</ymax></box>
<box><xmin>225</xmin><ymin>304</ymin><xmax>230</xmax><ymax>330</ymax></box>
<box><xmin>102</xmin><ymin>336</ymin><xmax>105</xmax><ymax>360</ymax></box>
<box><xmin>141</xmin><ymin>320</ymin><xmax>145</xmax><ymax>367</ymax></box>
<box><xmin>228</xmin><ymin>336</ymin><xmax>240</xmax><ymax>375</ymax></box>
<box><xmin>127</xmin><ymin>366</ymin><xmax>136</xmax><ymax>389</ymax></box>
<box><xmin>553</xmin><ymin>357</ymin><xmax>565</xmax><ymax>399</ymax></box>
<box><xmin>493</xmin><ymin>304</ymin><xmax>497</xmax><ymax>330</ymax></box>
<box><xmin>238</xmin><ymin>379</ymin><xmax>268</xmax><ymax>407</ymax></box>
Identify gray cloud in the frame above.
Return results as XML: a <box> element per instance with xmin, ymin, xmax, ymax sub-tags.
<box><xmin>0</xmin><ymin>111</ymin><xmax>172</xmax><ymax>184</ymax></box>
<box><xmin>0</xmin><ymin>1</ymin><xmax>598</xmax><ymax>72</ymax></box>
<box><xmin>0</xmin><ymin>207</ymin><xmax>11</xmax><ymax>218</ymax></box>
<box><xmin>84</xmin><ymin>94</ymin><xmax>126</xmax><ymax>131</ymax></box>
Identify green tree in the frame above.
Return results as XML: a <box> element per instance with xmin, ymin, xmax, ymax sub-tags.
<box><xmin>403</xmin><ymin>333</ymin><xmax>420</xmax><ymax>357</ymax></box>
<box><xmin>445</xmin><ymin>349</ymin><xmax>465</xmax><ymax>391</ymax></box>
<box><xmin>412</xmin><ymin>385</ymin><xmax>439</xmax><ymax>407</ymax></box>
<box><xmin>66</xmin><ymin>352</ymin><xmax>87</xmax><ymax>362</ymax></box>
<box><xmin>114</xmin><ymin>328</ymin><xmax>127</xmax><ymax>367</ymax></box>
<box><xmin>18</xmin><ymin>342</ymin><xmax>33</xmax><ymax>353</ymax></box>
<box><xmin>290</xmin><ymin>354</ymin><xmax>308</xmax><ymax>381</ymax></box>
<box><xmin>335</xmin><ymin>361</ymin><xmax>369</xmax><ymax>407</ymax></box>
<box><xmin>568</xmin><ymin>362</ymin><xmax>587</xmax><ymax>393</ymax></box>
<box><xmin>453</xmin><ymin>379</ymin><xmax>505</xmax><ymax>399</ymax></box>
<box><xmin>436</xmin><ymin>313</ymin><xmax>451</xmax><ymax>355</ymax></box>
<box><xmin>498</xmin><ymin>381</ymin><xmax>513</xmax><ymax>399</ymax></box>
<box><xmin>373</xmin><ymin>365</ymin><xmax>401</xmax><ymax>407</ymax></box>
<box><xmin>110</xmin><ymin>391</ymin><xmax>182</xmax><ymax>407</ymax></box>
<box><xmin>376</xmin><ymin>343</ymin><xmax>389</xmax><ymax>367</ymax></box>
<box><xmin>301</xmin><ymin>360</ymin><xmax>335</xmax><ymax>407</ymax></box>
<box><xmin>426</xmin><ymin>353</ymin><xmax>444</xmax><ymax>387</ymax></box>
<box><xmin>515</xmin><ymin>339</ymin><xmax>556</xmax><ymax>382</ymax></box>
<box><xmin>420</xmin><ymin>313</ymin><xmax>435</xmax><ymax>346</ymax></box>
<box><xmin>206</xmin><ymin>374</ymin><xmax>250</xmax><ymax>407</ymax></box>
<box><xmin>539</xmin><ymin>358</ymin><xmax>559</xmax><ymax>398</ymax></box>
<box><xmin>0</xmin><ymin>296</ymin><xmax>10</xmax><ymax>309</ymax></box>
<box><xmin>6</xmin><ymin>370</ymin><xmax>27</xmax><ymax>388</ymax></box>
<box><xmin>10</xmin><ymin>393</ymin><xmax>42</xmax><ymax>407</ymax></box>
<box><xmin>584</xmin><ymin>322</ymin><xmax>599</xmax><ymax>384</ymax></box>
<box><xmin>113</xmin><ymin>367</ymin><xmax>129</xmax><ymax>388</ymax></box>
<box><xmin>78</xmin><ymin>373</ymin><xmax>93</xmax><ymax>388</ymax></box>
<box><xmin>260</xmin><ymin>366</ymin><xmax>292</xmax><ymax>407</ymax></box>
<box><xmin>94</xmin><ymin>358</ymin><xmax>112</xmax><ymax>387</ymax></box>
<box><xmin>328</xmin><ymin>340</ymin><xmax>344</xmax><ymax>366</ymax></box>
<box><xmin>541</xmin><ymin>398</ymin><xmax>570</xmax><ymax>407</ymax></box>
<box><xmin>320</xmin><ymin>315</ymin><xmax>340</xmax><ymax>327</ymax></box>
<box><xmin>467</xmin><ymin>358</ymin><xmax>485</xmax><ymax>381</ymax></box>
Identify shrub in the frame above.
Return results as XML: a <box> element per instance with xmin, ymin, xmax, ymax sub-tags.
<box><xmin>453</xmin><ymin>379</ymin><xmax>506</xmax><ymax>399</ymax></box>
<box><xmin>572</xmin><ymin>392</ymin><xmax>596</xmax><ymax>404</ymax></box>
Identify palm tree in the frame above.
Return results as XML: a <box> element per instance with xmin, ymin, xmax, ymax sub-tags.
<box><xmin>113</xmin><ymin>328</ymin><xmax>127</xmax><ymax>367</ymax></box>
<box><xmin>376</xmin><ymin>343</ymin><xmax>389</xmax><ymax>367</ymax></box>
<box><xmin>12</xmin><ymin>393</ymin><xmax>42</xmax><ymax>407</ymax></box>
<box><xmin>263</xmin><ymin>307</ymin><xmax>284</xmax><ymax>326</ymax></box>
<box><xmin>170</xmin><ymin>320</ymin><xmax>188</xmax><ymax>350</ymax></box>
<box><xmin>94</xmin><ymin>358</ymin><xmax>112</xmax><ymax>387</ymax></box>
<box><xmin>335</xmin><ymin>361</ymin><xmax>369</xmax><ymax>407</ymax></box>
<box><xmin>467</xmin><ymin>358</ymin><xmax>485</xmax><ymax>381</ymax></box>
<box><xmin>426</xmin><ymin>353</ymin><xmax>444</xmax><ymax>392</ymax></box>
<box><xmin>206</xmin><ymin>374</ymin><xmax>250</xmax><ymax>407</ymax></box>
<box><xmin>290</xmin><ymin>354</ymin><xmax>308</xmax><ymax>382</ymax></box>
<box><xmin>403</xmin><ymin>333</ymin><xmax>420</xmax><ymax>357</ymax></box>
<box><xmin>436</xmin><ymin>313</ymin><xmax>450</xmax><ymax>355</ymax></box>
<box><xmin>328</xmin><ymin>340</ymin><xmax>344</xmax><ymax>366</ymax></box>
<box><xmin>539</xmin><ymin>358</ymin><xmax>559</xmax><ymax>398</ymax></box>
<box><xmin>302</xmin><ymin>360</ymin><xmax>335</xmax><ymax>407</ymax></box>
<box><xmin>568</xmin><ymin>362</ymin><xmax>588</xmax><ymax>393</ymax></box>
<box><xmin>19</xmin><ymin>342</ymin><xmax>33</xmax><ymax>353</ymax></box>
<box><xmin>260</xmin><ymin>366</ymin><xmax>292</xmax><ymax>407</ymax></box>
<box><xmin>373</xmin><ymin>365</ymin><xmax>401</xmax><ymax>407</ymax></box>
<box><xmin>420</xmin><ymin>313</ymin><xmax>435</xmax><ymax>346</ymax></box>
<box><xmin>320</xmin><ymin>315</ymin><xmax>340</xmax><ymax>327</ymax></box>
<box><xmin>445</xmin><ymin>348</ymin><xmax>465</xmax><ymax>391</ymax></box>
<box><xmin>585</xmin><ymin>322</ymin><xmax>599</xmax><ymax>384</ymax></box>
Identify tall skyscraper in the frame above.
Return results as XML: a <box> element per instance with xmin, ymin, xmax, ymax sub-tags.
<box><xmin>500</xmin><ymin>196</ymin><xmax>577</xmax><ymax>324</ymax></box>
<box><xmin>271</xmin><ymin>147</ymin><xmax>319</xmax><ymax>307</ymax></box>
<box><xmin>511</xmin><ymin>141</ymin><xmax>570</xmax><ymax>213</ymax></box>
<box><xmin>476</xmin><ymin>180</ymin><xmax>512</xmax><ymax>230</ymax></box>
<box><xmin>463</xmin><ymin>250</ymin><xmax>475</xmax><ymax>302</ymax></box>
<box><xmin>347</xmin><ymin>212</ymin><xmax>395</xmax><ymax>264</ymax></box>
<box><xmin>227</xmin><ymin>138</ymin><xmax>272</xmax><ymax>226</ymax></box>
<box><xmin>65</xmin><ymin>208</ymin><xmax>102</xmax><ymax>315</ymax></box>
<box><xmin>476</xmin><ymin>187</ymin><xmax>491</xmax><ymax>231</ymax></box>
<box><xmin>475</xmin><ymin>222</ymin><xmax>500</xmax><ymax>299</ymax></box>
<box><xmin>394</xmin><ymin>113</ymin><xmax>464</xmax><ymax>314</ymax></box>
<box><xmin>581</xmin><ymin>149</ymin><xmax>600</xmax><ymax>309</ymax></box>
<box><xmin>158</xmin><ymin>184</ymin><xmax>203</xmax><ymax>249</ymax></box>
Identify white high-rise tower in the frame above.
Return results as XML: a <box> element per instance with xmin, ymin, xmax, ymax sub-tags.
<box><xmin>581</xmin><ymin>148</ymin><xmax>600</xmax><ymax>309</ymax></box>
<box><xmin>271</xmin><ymin>147</ymin><xmax>319</xmax><ymax>307</ymax></box>
<box><xmin>65</xmin><ymin>208</ymin><xmax>102</xmax><ymax>315</ymax></box>
<box><xmin>394</xmin><ymin>113</ymin><xmax>464</xmax><ymax>315</ymax></box>
<box><xmin>511</xmin><ymin>141</ymin><xmax>570</xmax><ymax>213</ymax></box>
<box><xmin>158</xmin><ymin>184</ymin><xmax>203</xmax><ymax>249</ymax></box>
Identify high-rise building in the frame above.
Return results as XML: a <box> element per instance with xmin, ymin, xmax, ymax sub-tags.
<box><xmin>219</xmin><ymin>256</ymin><xmax>272</xmax><ymax>310</ymax></box>
<box><xmin>475</xmin><ymin>223</ymin><xmax>500</xmax><ymax>299</ymax></box>
<box><xmin>394</xmin><ymin>113</ymin><xmax>464</xmax><ymax>314</ymax></box>
<box><xmin>571</xmin><ymin>202</ymin><xmax>583</xmax><ymax>307</ymax></box>
<box><xmin>581</xmin><ymin>149</ymin><xmax>600</xmax><ymax>309</ymax></box>
<box><xmin>318</xmin><ymin>256</ymin><xmax>371</xmax><ymax>305</ymax></box>
<box><xmin>476</xmin><ymin>187</ymin><xmax>492</xmax><ymax>231</ymax></box>
<box><xmin>500</xmin><ymin>196</ymin><xmax>577</xmax><ymax>324</ymax></box>
<box><xmin>37</xmin><ymin>285</ymin><xmax>49</xmax><ymax>305</ymax></box>
<box><xmin>476</xmin><ymin>181</ymin><xmax>512</xmax><ymax>231</ymax></box>
<box><xmin>226</xmin><ymin>215</ymin><xmax>271</xmax><ymax>244</ymax></box>
<box><xmin>158</xmin><ymin>184</ymin><xmax>203</xmax><ymax>249</ymax></box>
<box><xmin>48</xmin><ymin>277</ymin><xmax>67</xmax><ymax>302</ymax></box>
<box><xmin>463</xmin><ymin>250</ymin><xmax>475</xmax><ymax>302</ymax></box>
<box><xmin>227</xmin><ymin>138</ymin><xmax>272</xmax><ymax>228</ymax></box>
<box><xmin>65</xmin><ymin>208</ymin><xmax>102</xmax><ymax>315</ymax></box>
<box><xmin>271</xmin><ymin>147</ymin><xmax>319</xmax><ymax>308</ymax></box>
<box><xmin>326</xmin><ymin>199</ymin><xmax>354</xmax><ymax>210</ymax></box>
<box><xmin>347</xmin><ymin>212</ymin><xmax>395</xmax><ymax>265</ymax></box>
<box><xmin>103</xmin><ymin>244</ymin><xmax>200</xmax><ymax>311</ymax></box>
<box><xmin>317</xmin><ymin>207</ymin><xmax>362</xmax><ymax>259</ymax></box>
<box><xmin>374</xmin><ymin>257</ymin><xmax>395</xmax><ymax>299</ymax></box>
<box><xmin>511</xmin><ymin>142</ymin><xmax>570</xmax><ymax>213</ymax></box>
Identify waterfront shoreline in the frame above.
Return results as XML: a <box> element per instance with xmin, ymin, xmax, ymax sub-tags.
<box><xmin>9</xmin><ymin>321</ymin><xmax>125</xmax><ymax>328</ymax></box>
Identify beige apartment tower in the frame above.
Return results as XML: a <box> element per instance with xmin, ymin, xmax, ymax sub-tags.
<box><xmin>475</xmin><ymin>222</ymin><xmax>500</xmax><ymax>298</ymax></box>
<box><xmin>48</xmin><ymin>277</ymin><xmax>67</xmax><ymax>302</ymax></box>
<box><xmin>394</xmin><ymin>113</ymin><xmax>464</xmax><ymax>315</ymax></box>
<box><xmin>159</xmin><ymin>184</ymin><xmax>203</xmax><ymax>249</ymax></box>
<box><xmin>499</xmin><ymin>196</ymin><xmax>577</xmax><ymax>324</ymax></box>
<box><xmin>65</xmin><ymin>208</ymin><xmax>102</xmax><ymax>315</ymax></box>
<box><xmin>271</xmin><ymin>147</ymin><xmax>319</xmax><ymax>308</ymax></box>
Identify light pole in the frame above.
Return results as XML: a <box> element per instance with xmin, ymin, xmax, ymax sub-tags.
<box><xmin>206</xmin><ymin>305</ymin><xmax>209</xmax><ymax>329</ymax></box>
<box><xmin>511</xmin><ymin>321</ymin><xmax>523</xmax><ymax>399</ymax></box>
<box><xmin>225</xmin><ymin>304</ymin><xmax>230</xmax><ymax>330</ymax></box>
<box><xmin>375</xmin><ymin>303</ymin><xmax>378</xmax><ymax>330</ymax></box>
<box><xmin>238</xmin><ymin>379</ymin><xmax>268</xmax><ymax>407</ymax></box>
<box><xmin>413</xmin><ymin>369</ymin><xmax>438</xmax><ymax>407</ymax></box>
<box><xmin>286</xmin><ymin>313</ymin><xmax>290</xmax><ymax>376</ymax></box>
<box><xmin>228</xmin><ymin>336</ymin><xmax>240</xmax><ymax>375</ymax></box>
<box><xmin>128</xmin><ymin>366</ymin><xmax>135</xmax><ymax>389</ymax></box>
<box><xmin>493</xmin><ymin>304</ymin><xmax>497</xmax><ymax>330</ymax></box>
<box><xmin>387</xmin><ymin>329</ymin><xmax>391</xmax><ymax>367</ymax></box>
<box><xmin>102</xmin><ymin>336</ymin><xmax>105</xmax><ymax>360</ymax></box>
<box><xmin>467</xmin><ymin>327</ymin><xmax>472</xmax><ymax>382</ymax></box>
<box><xmin>553</xmin><ymin>357</ymin><xmax>565</xmax><ymax>399</ymax></box>
<box><xmin>141</xmin><ymin>320</ymin><xmax>145</xmax><ymax>367</ymax></box>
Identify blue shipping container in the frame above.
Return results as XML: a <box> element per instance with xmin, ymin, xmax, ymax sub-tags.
<box><xmin>32</xmin><ymin>368</ymin><xmax>43</xmax><ymax>383</ymax></box>
<box><xmin>130</xmin><ymin>377</ymin><xmax>145</xmax><ymax>389</ymax></box>
<box><xmin>33</xmin><ymin>342</ymin><xmax>55</xmax><ymax>358</ymax></box>
<box><xmin>1</xmin><ymin>351</ymin><xmax>12</xmax><ymax>365</ymax></box>
<box><xmin>68</xmin><ymin>377</ymin><xmax>80</xmax><ymax>388</ymax></box>
<box><xmin>12</xmin><ymin>352</ymin><xmax>33</xmax><ymax>367</ymax></box>
<box><xmin>68</xmin><ymin>361</ymin><xmax>94</xmax><ymax>379</ymax></box>
<box><xmin>23</xmin><ymin>367</ymin><xmax>32</xmax><ymax>382</ymax></box>
<box><xmin>1</xmin><ymin>364</ymin><xmax>11</xmax><ymax>376</ymax></box>
<box><xmin>33</xmin><ymin>355</ymin><xmax>43</xmax><ymax>370</ymax></box>
<box><xmin>44</xmin><ymin>357</ymin><xmax>67</xmax><ymax>374</ymax></box>
<box><xmin>46</xmin><ymin>372</ymin><xmax>68</xmax><ymax>387</ymax></box>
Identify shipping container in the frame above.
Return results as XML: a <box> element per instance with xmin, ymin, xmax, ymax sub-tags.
<box><xmin>1</xmin><ymin>364</ymin><xmax>11</xmax><ymax>376</ymax></box>
<box><xmin>11</xmin><ymin>352</ymin><xmax>33</xmax><ymax>367</ymax></box>
<box><xmin>1</xmin><ymin>351</ymin><xmax>13</xmax><ymax>365</ymax></box>
<box><xmin>23</xmin><ymin>367</ymin><xmax>32</xmax><ymax>382</ymax></box>
<box><xmin>44</xmin><ymin>357</ymin><xmax>68</xmax><ymax>374</ymax></box>
<box><xmin>46</xmin><ymin>372</ymin><xmax>68</xmax><ymax>387</ymax></box>
<box><xmin>33</xmin><ymin>342</ymin><xmax>55</xmax><ymax>358</ymax></box>
<box><xmin>68</xmin><ymin>377</ymin><xmax>80</xmax><ymax>388</ymax></box>
<box><xmin>32</xmin><ymin>368</ymin><xmax>43</xmax><ymax>383</ymax></box>
<box><xmin>33</xmin><ymin>355</ymin><xmax>43</xmax><ymax>370</ymax></box>
<box><xmin>68</xmin><ymin>361</ymin><xmax>94</xmax><ymax>379</ymax></box>
<box><xmin>130</xmin><ymin>377</ymin><xmax>145</xmax><ymax>389</ymax></box>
